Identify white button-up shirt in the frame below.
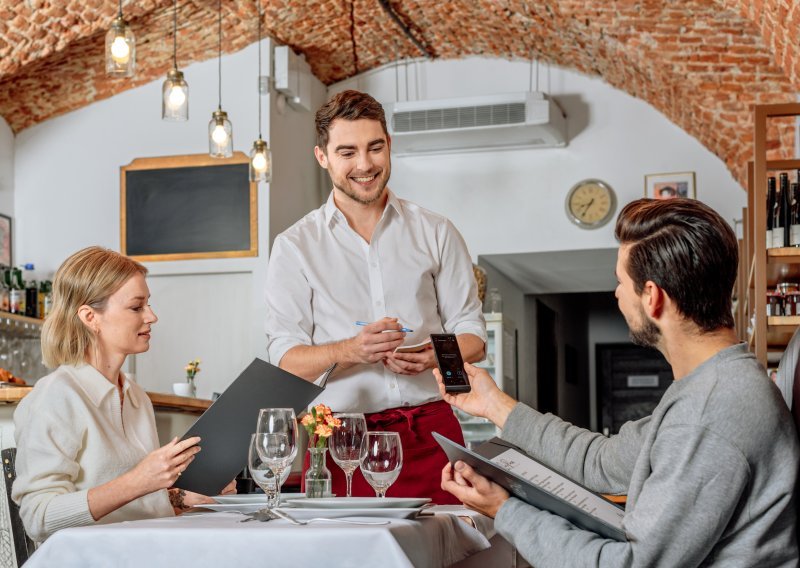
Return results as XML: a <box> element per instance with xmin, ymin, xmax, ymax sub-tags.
<box><xmin>265</xmin><ymin>190</ymin><xmax>486</xmax><ymax>414</ymax></box>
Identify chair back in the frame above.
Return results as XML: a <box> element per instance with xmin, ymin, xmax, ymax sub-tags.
<box><xmin>776</xmin><ymin>327</ymin><xmax>800</xmax><ymax>433</ymax></box>
<box><xmin>0</xmin><ymin>448</ymin><xmax>35</xmax><ymax>567</ymax></box>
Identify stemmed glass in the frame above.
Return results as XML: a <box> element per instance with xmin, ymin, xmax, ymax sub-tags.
<box><xmin>329</xmin><ymin>413</ymin><xmax>368</xmax><ymax>497</ymax></box>
<box><xmin>255</xmin><ymin>408</ymin><xmax>297</xmax><ymax>509</ymax></box>
<box><xmin>360</xmin><ymin>431</ymin><xmax>403</xmax><ymax>498</ymax></box>
<box><xmin>248</xmin><ymin>434</ymin><xmax>287</xmax><ymax>510</ymax></box>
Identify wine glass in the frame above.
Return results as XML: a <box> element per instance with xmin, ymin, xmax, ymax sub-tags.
<box><xmin>248</xmin><ymin>433</ymin><xmax>283</xmax><ymax>510</ymax></box>
<box><xmin>255</xmin><ymin>408</ymin><xmax>297</xmax><ymax>508</ymax></box>
<box><xmin>329</xmin><ymin>413</ymin><xmax>368</xmax><ymax>497</ymax></box>
<box><xmin>360</xmin><ymin>431</ymin><xmax>403</xmax><ymax>498</ymax></box>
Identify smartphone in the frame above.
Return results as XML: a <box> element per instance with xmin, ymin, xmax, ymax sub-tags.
<box><xmin>430</xmin><ymin>333</ymin><xmax>471</xmax><ymax>393</ymax></box>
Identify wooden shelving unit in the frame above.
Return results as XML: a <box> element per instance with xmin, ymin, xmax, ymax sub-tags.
<box><xmin>743</xmin><ymin>102</ymin><xmax>800</xmax><ymax>367</ymax></box>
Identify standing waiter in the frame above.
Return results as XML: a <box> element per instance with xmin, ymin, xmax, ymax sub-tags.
<box><xmin>264</xmin><ymin>90</ymin><xmax>486</xmax><ymax>503</ymax></box>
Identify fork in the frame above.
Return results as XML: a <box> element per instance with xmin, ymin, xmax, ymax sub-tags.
<box><xmin>271</xmin><ymin>509</ymin><xmax>390</xmax><ymax>526</ymax></box>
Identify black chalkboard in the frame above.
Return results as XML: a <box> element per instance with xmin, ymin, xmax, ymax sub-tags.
<box><xmin>121</xmin><ymin>153</ymin><xmax>257</xmax><ymax>261</ymax></box>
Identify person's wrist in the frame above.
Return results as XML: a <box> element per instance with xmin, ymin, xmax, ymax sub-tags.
<box><xmin>485</xmin><ymin>391</ymin><xmax>516</xmax><ymax>429</ymax></box>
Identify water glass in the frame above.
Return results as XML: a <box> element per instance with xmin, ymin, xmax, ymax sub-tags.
<box><xmin>255</xmin><ymin>408</ymin><xmax>297</xmax><ymax>507</ymax></box>
<box><xmin>329</xmin><ymin>413</ymin><xmax>368</xmax><ymax>497</ymax></box>
<box><xmin>248</xmin><ymin>433</ymin><xmax>282</xmax><ymax>510</ymax></box>
<box><xmin>360</xmin><ymin>431</ymin><xmax>403</xmax><ymax>498</ymax></box>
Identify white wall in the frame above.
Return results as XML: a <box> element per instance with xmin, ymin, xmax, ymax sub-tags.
<box><xmin>13</xmin><ymin>40</ymin><xmax>325</xmax><ymax>391</ymax></box>
<box><xmin>329</xmin><ymin>57</ymin><xmax>746</xmax><ymax>260</ymax></box>
<box><xmin>0</xmin><ymin>117</ymin><xmax>13</xmax><ymax>244</ymax></box>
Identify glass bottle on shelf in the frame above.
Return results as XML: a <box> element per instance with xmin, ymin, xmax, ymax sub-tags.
<box><xmin>0</xmin><ymin>268</ymin><xmax>9</xmax><ymax>312</ymax></box>
<box><xmin>773</xmin><ymin>183</ymin><xmax>784</xmax><ymax>249</ymax></box>
<box><xmin>767</xmin><ymin>176</ymin><xmax>776</xmax><ymax>249</ymax></box>
<box><xmin>24</xmin><ymin>264</ymin><xmax>37</xmax><ymax>318</ymax></box>
<box><xmin>791</xmin><ymin>183</ymin><xmax>800</xmax><ymax>247</ymax></box>
<box><xmin>9</xmin><ymin>268</ymin><xmax>24</xmax><ymax>315</ymax></box>
<box><xmin>43</xmin><ymin>281</ymin><xmax>53</xmax><ymax>319</ymax></box>
<box><xmin>485</xmin><ymin>288</ymin><xmax>503</xmax><ymax>314</ymax></box>
<box><xmin>780</xmin><ymin>173</ymin><xmax>791</xmax><ymax>247</ymax></box>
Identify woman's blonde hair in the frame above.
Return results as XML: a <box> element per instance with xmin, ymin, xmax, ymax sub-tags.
<box><xmin>41</xmin><ymin>246</ymin><xmax>147</xmax><ymax>368</ymax></box>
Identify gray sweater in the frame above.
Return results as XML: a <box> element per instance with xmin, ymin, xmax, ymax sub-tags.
<box><xmin>494</xmin><ymin>344</ymin><xmax>799</xmax><ymax>567</ymax></box>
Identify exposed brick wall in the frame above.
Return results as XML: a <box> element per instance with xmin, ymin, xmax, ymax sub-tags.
<box><xmin>0</xmin><ymin>0</ymin><xmax>798</xmax><ymax>189</ymax></box>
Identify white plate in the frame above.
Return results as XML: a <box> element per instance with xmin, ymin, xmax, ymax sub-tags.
<box><xmin>285</xmin><ymin>497</ymin><xmax>430</xmax><ymax>509</ymax></box>
<box><xmin>276</xmin><ymin>507</ymin><xmax>421</xmax><ymax>520</ymax></box>
<box><xmin>213</xmin><ymin>494</ymin><xmax>307</xmax><ymax>505</ymax></box>
<box><xmin>194</xmin><ymin>503</ymin><xmax>265</xmax><ymax>514</ymax></box>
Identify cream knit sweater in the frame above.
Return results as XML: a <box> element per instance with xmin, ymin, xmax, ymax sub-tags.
<box><xmin>12</xmin><ymin>364</ymin><xmax>174</xmax><ymax>542</ymax></box>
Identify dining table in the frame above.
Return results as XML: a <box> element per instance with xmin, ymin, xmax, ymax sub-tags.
<box><xmin>24</xmin><ymin>504</ymin><xmax>515</xmax><ymax>567</ymax></box>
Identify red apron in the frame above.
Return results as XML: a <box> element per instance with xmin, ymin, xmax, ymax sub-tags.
<box><xmin>301</xmin><ymin>399</ymin><xmax>464</xmax><ymax>504</ymax></box>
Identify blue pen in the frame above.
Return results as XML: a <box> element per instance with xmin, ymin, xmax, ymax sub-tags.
<box><xmin>355</xmin><ymin>321</ymin><xmax>413</xmax><ymax>333</ymax></box>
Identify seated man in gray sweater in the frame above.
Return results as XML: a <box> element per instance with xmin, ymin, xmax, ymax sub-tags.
<box><xmin>437</xmin><ymin>198</ymin><xmax>799</xmax><ymax>567</ymax></box>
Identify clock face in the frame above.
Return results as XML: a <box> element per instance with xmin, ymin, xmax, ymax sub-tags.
<box><xmin>565</xmin><ymin>180</ymin><xmax>617</xmax><ymax>229</ymax></box>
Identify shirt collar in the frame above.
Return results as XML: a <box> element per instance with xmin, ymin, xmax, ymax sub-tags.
<box><xmin>71</xmin><ymin>364</ymin><xmax>139</xmax><ymax>409</ymax></box>
<box><xmin>324</xmin><ymin>188</ymin><xmax>403</xmax><ymax>228</ymax></box>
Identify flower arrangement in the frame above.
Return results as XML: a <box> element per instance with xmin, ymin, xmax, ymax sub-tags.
<box><xmin>185</xmin><ymin>359</ymin><xmax>201</xmax><ymax>382</ymax></box>
<box><xmin>301</xmin><ymin>403</ymin><xmax>341</xmax><ymax>448</ymax></box>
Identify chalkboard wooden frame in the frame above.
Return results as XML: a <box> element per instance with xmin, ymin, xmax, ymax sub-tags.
<box><xmin>120</xmin><ymin>152</ymin><xmax>258</xmax><ymax>262</ymax></box>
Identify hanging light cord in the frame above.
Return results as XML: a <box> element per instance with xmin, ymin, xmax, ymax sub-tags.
<box><xmin>257</xmin><ymin>0</ymin><xmax>262</xmax><ymax>138</ymax></box>
<box><xmin>218</xmin><ymin>0</ymin><xmax>222</xmax><ymax>110</ymax></box>
<box><xmin>172</xmin><ymin>0</ymin><xmax>178</xmax><ymax>69</ymax></box>
<box><xmin>118</xmin><ymin>0</ymin><xmax>123</xmax><ymax>18</ymax></box>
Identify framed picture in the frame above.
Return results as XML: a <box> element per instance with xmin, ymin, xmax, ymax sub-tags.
<box><xmin>645</xmin><ymin>171</ymin><xmax>696</xmax><ymax>200</ymax></box>
<box><xmin>0</xmin><ymin>214</ymin><xmax>10</xmax><ymax>267</ymax></box>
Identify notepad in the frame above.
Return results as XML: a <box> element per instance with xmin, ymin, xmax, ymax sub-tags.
<box><xmin>174</xmin><ymin>358</ymin><xmax>323</xmax><ymax>496</ymax></box>
<box><xmin>394</xmin><ymin>339</ymin><xmax>432</xmax><ymax>353</ymax></box>
<box><xmin>434</xmin><ymin>433</ymin><xmax>626</xmax><ymax>541</ymax></box>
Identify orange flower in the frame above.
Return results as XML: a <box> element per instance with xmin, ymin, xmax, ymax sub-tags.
<box><xmin>314</xmin><ymin>424</ymin><xmax>333</xmax><ymax>438</ymax></box>
<box><xmin>314</xmin><ymin>404</ymin><xmax>329</xmax><ymax>417</ymax></box>
<box><xmin>300</xmin><ymin>414</ymin><xmax>315</xmax><ymax>426</ymax></box>
<box><xmin>325</xmin><ymin>415</ymin><xmax>341</xmax><ymax>427</ymax></box>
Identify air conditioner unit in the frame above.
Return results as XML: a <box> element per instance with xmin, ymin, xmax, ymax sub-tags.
<box><xmin>388</xmin><ymin>92</ymin><xmax>567</xmax><ymax>155</ymax></box>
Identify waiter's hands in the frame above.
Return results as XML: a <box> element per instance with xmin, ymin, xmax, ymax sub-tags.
<box><xmin>434</xmin><ymin>363</ymin><xmax>516</xmax><ymax>429</ymax></box>
<box><xmin>345</xmin><ymin>317</ymin><xmax>407</xmax><ymax>364</ymax></box>
<box><xmin>384</xmin><ymin>345</ymin><xmax>435</xmax><ymax>375</ymax></box>
<box><xmin>441</xmin><ymin>460</ymin><xmax>509</xmax><ymax>518</ymax></box>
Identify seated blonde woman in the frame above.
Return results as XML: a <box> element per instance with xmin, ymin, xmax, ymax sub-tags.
<box><xmin>12</xmin><ymin>246</ymin><xmax>234</xmax><ymax>542</ymax></box>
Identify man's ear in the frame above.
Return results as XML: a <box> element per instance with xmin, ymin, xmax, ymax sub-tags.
<box><xmin>314</xmin><ymin>146</ymin><xmax>328</xmax><ymax>169</ymax></box>
<box><xmin>641</xmin><ymin>280</ymin><xmax>665</xmax><ymax>319</ymax></box>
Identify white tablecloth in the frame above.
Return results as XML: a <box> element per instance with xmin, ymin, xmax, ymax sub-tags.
<box><xmin>26</xmin><ymin>506</ymin><xmax>497</xmax><ymax>568</ymax></box>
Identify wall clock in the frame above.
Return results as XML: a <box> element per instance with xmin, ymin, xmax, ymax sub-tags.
<box><xmin>565</xmin><ymin>179</ymin><xmax>617</xmax><ymax>229</ymax></box>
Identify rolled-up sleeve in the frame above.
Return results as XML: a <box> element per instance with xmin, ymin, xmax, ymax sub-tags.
<box><xmin>264</xmin><ymin>235</ymin><xmax>314</xmax><ymax>365</ymax></box>
<box><xmin>435</xmin><ymin>219</ymin><xmax>486</xmax><ymax>342</ymax></box>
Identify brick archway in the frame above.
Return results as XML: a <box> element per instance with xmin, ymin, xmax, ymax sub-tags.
<box><xmin>1</xmin><ymin>0</ymin><xmax>797</xmax><ymax>188</ymax></box>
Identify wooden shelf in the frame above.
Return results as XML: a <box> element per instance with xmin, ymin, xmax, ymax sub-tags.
<box><xmin>0</xmin><ymin>386</ymin><xmax>210</xmax><ymax>415</ymax></box>
<box><xmin>0</xmin><ymin>312</ymin><xmax>45</xmax><ymax>326</ymax></box>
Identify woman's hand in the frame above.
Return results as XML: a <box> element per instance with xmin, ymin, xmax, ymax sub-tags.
<box><xmin>434</xmin><ymin>363</ymin><xmax>516</xmax><ymax>428</ymax></box>
<box><xmin>171</xmin><ymin>479</ymin><xmax>238</xmax><ymax>515</ymax></box>
<box><xmin>129</xmin><ymin>436</ymin><xmax>201</xmax><ymax>495</ymax></box>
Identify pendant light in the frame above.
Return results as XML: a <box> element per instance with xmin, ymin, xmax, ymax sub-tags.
<box><xmin>162</xmin><ymin>0</ymin><xmax>188</xmax><ymax>121</ymax></box>
<box><xmin>249</xmin><ymin>0</ymin><xmax>271</xmax><ymax>182</ymax></box>
<box><xmin>209</xmin><ymin>0</ymin><xmax>233</xmax><ymax>158</ymax></box>
<box><xmin>105</xmin><ymin>0</ymin><xmax>135</xmax><ymax>77</ymax></box>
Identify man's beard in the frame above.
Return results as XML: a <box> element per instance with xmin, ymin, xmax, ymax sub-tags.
<box><xmin>333</xmin><ymin>164</ymin><xmax>391</xmax><ymax>206</ymax></box>
<box><xmin>629</xmin><ymin>306</ymin><xmax>661</xmax><ymax>349</ymax></box>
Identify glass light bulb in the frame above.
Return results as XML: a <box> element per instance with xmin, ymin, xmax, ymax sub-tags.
<box><xmin>167</xmin><ymin>86</ymin><xmax>186</xmax><ymax>109</ymax></box>
<box><xmin>212</xmin><ymin>124</ymin><xmax>229</xmax><ymax>145</ymax></box>
<box><xmin>251</xmin><ymin>152</ymin><xmax>267</xmax><ymax>172</ymax></box>
<box><xmin>110</xmin><ymin>36</ymin><xmax>130</xmax><ymax>63</ymax></box>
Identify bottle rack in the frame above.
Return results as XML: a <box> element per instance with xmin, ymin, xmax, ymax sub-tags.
<box><xmin>741</xmin><ymin>102</ymin><xmax>800</xmax><ymax>367</ymax></box>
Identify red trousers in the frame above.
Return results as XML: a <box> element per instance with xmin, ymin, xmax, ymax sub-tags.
<box><xmin>301</xmin><ymin>399</ymin><xmax>464</xmax><ymax>504</ymax></box>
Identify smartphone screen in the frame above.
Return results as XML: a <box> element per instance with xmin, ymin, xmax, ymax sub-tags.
<box><xmin>430</xmin><ymin>333</ymin><xmax>471</xmax><ymax>393</ymax></box>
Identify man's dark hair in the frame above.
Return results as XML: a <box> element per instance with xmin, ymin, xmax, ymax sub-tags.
<box><xmin>615</xmin><ymin>198</ymin><xmax>737</xmax><ymax>331</ymax></box>
<box><xmin>315</xmin><ymin>90</ymin><xmax>388</xmax><ymax>151</ymax></box>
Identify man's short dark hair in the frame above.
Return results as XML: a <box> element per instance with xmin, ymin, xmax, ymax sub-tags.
<box><xmin>615</xmin><ymin>198</ymin><xmax>737</xmax><ymax>331</ymax></box>
<box><xmin>315</xmin><ymin>90</ymin><xmax>388</xmax><ymax>151</ymax></box>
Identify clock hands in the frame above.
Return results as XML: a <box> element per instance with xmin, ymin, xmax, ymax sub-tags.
<box><xmin>580</xmin><ymin>198</ymin><xmax>595</xmax><ymax>217</ymax></box>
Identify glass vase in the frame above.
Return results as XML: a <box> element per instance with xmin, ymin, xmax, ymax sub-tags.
<box><xmin>186</xmin><ymin>376</ymin><xmax>196</xmax><ymax>398</ymax></box>
<box><xmin>305</xmin><ymin>447</ymin><xmax>332</xmax><ymax>498</ymax></box>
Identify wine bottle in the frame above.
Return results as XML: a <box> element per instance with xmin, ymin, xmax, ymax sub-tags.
<box><xmin>773</xmin><ymin>184</ymin><xmax>785</xmax><ymax>249</ymax></box>
<box><xmin>767</xmin><ymin>176</ymin><xmax>777</xmax><ymax>248</ymax></box>
<box><xmin>780</xmin><ymin>173</ymin><xmax>791</xmax><ymax>247</ymax></box>
<box><xmin>792</xmin><ymin>183</ymin><xmax>800</xmax><ymax>247</ymax></box>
